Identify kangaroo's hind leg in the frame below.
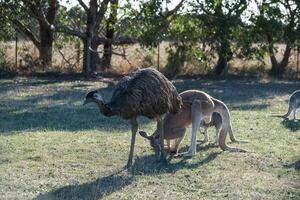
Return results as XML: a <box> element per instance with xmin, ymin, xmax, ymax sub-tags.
<box><xmin>183</xmin><ymin>100</ymin><xmax>204</xmax><ymax>157</ymax></box>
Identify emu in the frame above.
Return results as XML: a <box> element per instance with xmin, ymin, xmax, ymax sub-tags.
<box><xmin>83</xmin><ymin>68</ymin><xmax>182</xmax><ymax>167</ymax></box>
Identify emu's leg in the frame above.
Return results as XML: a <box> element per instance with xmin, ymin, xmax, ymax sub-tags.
<box><xmin>126</xmin><ymin>117</ymin><xmax>138</xmax><ymax>168</ymax></box>
<box><xmin>157</xmin><ymin>116</ymin><xmax>167</xmax><ymax>162</ymax></box>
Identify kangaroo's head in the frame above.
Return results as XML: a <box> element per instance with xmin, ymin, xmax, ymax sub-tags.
<box><xmin>139</xmin><ymin>130</ymin><xmax>161</xmax><ymax>157</ymax></box>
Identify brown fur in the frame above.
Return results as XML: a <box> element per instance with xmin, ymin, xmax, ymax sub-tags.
<box><xmin>140</xmin><ymin>90</ymin><xmax>246</xmax><ymax>156</ymax></box>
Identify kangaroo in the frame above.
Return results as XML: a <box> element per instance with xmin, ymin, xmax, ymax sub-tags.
<box><xmin>282</xmin><ymin>90</ymin><xmax>300</xmax><ymax>120</ymax></box>
<box><xmin>270</xmin><ymin>90</ymin><xmax>300</xmax><ymax>120</ymax></box>
<box><xmin>140</xmin><ymin>90</ymin><xmax>246</xmax><ymax>157</ymax></box>
<box><xmin>200</xmin><ymin>112</ymin><xmax>222</xmax><ymax>145</ymax></box>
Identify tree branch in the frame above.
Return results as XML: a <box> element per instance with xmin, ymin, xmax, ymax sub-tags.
<box><xmin>78</xmin><ymin>0</ymin><xmax>88</xmax><ymax>11</ymax></box>
<box><xmin>46</xmin><ymin>0</ymin><xmax>57</xmax><ymax>24</ymax></box>
<box><xmin>13</xmin><ymin>19</ymin><xmax>40</xmax><ymax>48</ymax></box>
<box><xmin>94</xmin><ymin>35</ymin><xmax>137</xmax><ymax>45</ymax></box>
<box><xmin>161</xmin><ymin>0</ymin><xmax>185</xmax><ymax>18</ymax></box>
<box><xmin>37</xmin><ymin>7</ymin><xmax>51</xmax><ymax>28</ymax></box>
<box><xmin>114</xmin><ymin>36</ymin><xmax>137</xmax><ymax>45</ymax></box>
<box><xmin>96</xmin><ymin>0</ymin><xmax>110</xmax><ymax>27</ymax></box>
<box><xmin>53</xmin><ymin>25</ymin><xmax>86</xmax><ymax>39</ymax></box>
<box><xmin>94</xmin><ymin>36</ymin><xmax>111</xmax><ymax>45</ymax></box>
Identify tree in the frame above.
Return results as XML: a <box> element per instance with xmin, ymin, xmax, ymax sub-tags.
<box><xmin>55</xmin><ymin>0</ymin><xmax>137</xmax><ymax>75</ymax></box>
<box><xmin>251</xmin><ymin>0</ymin><xmax>300</xmax><ymax>77</ymax></box>
<box><xmin>164</xmin><ymin>14</ymin><xmax>202</xmax><ymax>74</ymax></box>
<box><xmin>128</xmin><ymin>0</ymin><xmax>185</xmax><ymax>47</ymax></box>
<box><xmin>2</xmin><ymin>0</ymin><xmax>58</xmax><ymax>67</ymax></box>
<box><xmin>191</xmin><ymin>0</ymin><xmax>248</xmax><ymax>75</ymax></box>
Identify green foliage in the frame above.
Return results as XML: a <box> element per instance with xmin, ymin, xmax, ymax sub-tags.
<box><xmin>191</xmin><ymin>0</ymin><xmax>248</xmax><ymax>61</ymax></box>
<box><xmin>0</xmin><ymin>48</ymin><xmax>11</xmax><ymax>73</ymax></box>
<box><xmin>165</xmin><ymin>45</ymin><xmax>186</xmax><ymax>74</ymax></box>
<box><xmin>0</xmin><ymin>2</ymin><xmax>16</xmax><ymax>40</ymax></box>
<box><xmin>127</xmin><ymin>0</ymin><xmax>170</xmax><ymax>47</ymax></box>
<box><xmin>54</xmin><ymin>5</ymin><xmax>85</xmax><ymax>50</ymax></box>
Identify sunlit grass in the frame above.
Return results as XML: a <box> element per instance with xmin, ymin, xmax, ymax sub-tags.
<box><xmin>0</xmin><ymin>77</ymin><xmax>299</xmax><ymax>199</ymax></box>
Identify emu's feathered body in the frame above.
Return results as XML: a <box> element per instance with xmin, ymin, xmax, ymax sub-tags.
<box><xmin>104</xmin><ymin>68</ymin><xmax>182</xmax><ymax>119</ymax></box>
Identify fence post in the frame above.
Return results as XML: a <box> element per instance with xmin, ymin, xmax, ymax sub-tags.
<box><xmin>297</xmin><ymin>45</ymin><xmax>299</xmax><ymax>79</ymax></box>
<box><xmin>157</xmin><ymin>41</ymin><xmax>160</xmax><ymax>71</ymax></box>
<box><xmin>15</xmin><ymin>34</ymin><xmax>18</xmax><ymax>68</ymax></box>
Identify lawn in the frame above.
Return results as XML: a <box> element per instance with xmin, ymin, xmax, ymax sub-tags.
<box><xmin>0</xmin><ymin>76</ymin><xmax>299</xmax><ymax>200</ymax></box>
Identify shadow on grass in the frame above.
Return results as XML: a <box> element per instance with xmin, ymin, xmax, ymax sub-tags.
<box><xmin>281</xmin><ymin>119</ymin><xmax>300</xmax><ymax>132</ymax></box>
<box><xmin>174</xmin><ymin>78</ymin><xmax>300</xmax><ymax>105</ymax></box>
<box><xmin>0</xmin><ymin>85</ymin><xmax>153</xmax><ymax>134</ymax></box>
<box><xmin>283</xmin><ymin>160</ymin><xmax>300</xmax><ymax>171</ymax></box>
<box><xmin>35</xmin><ymin>151</ymin><xmax>220</xmax><ymax>199</ymax></box>
<box><xmin>132</xmin><ymin>150</ymin><xmax>221</xmax><ymax>175</ymax></box>
<box><xmin>35</xmin><ymin>170</ymin><xmax>134</xmax><ymax>200</ymax></box>
<box><xmin>1</xmin><ymin>77</ymin><xmax>300</xmax><ymax>134</ymax></box>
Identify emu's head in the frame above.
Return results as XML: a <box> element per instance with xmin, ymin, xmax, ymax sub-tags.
<box><xmin>83</xmin><ymin>90</ymin><xmax>104</xmax><ymax>105</ymax></box>
<box><xmin>139</xmin><ymin>130</ymin><xmax>161</xmax><ymax>157</ymax></box>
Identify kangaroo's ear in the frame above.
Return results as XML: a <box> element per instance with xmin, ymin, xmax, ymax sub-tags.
<box><xmin>139</xmin><ymin>131</ymin><xmax>152</xmax><ymax>140</ymax></box>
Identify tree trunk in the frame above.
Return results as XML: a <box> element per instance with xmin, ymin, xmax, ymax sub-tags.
<box><xmin>82</xmin><ymin>0</ymin><xmax>102</xmax><ymax>76</ymax></box>
<box><xmin>82</xmin><ymin>37</ymin><xmax>91</xmax><ymax>75</ymax></box>
<box><xmin>100</xmin><ymin>0</ymin><xmax>117</xmax><ymax>70</ymax></box>
<box><xmin>215</xmin><ymin>55</ymin><xmax>228</xmax><ymax>76</ymax></box>
<box><xmin>101</xmin><ymin>26</ymin><xmax>113</xmax><ymax>70</ymax></box>
<box><xmin>269</xmin><ymin>44</ymin><xmax>291</xmax><ymax>77</ymax></box>
<box><xmin>101</xmin><ymin>42</ymin><xmax>112</xmax><ymax>70</ymax></box>
<box><xmin>39</xmin><ymin>24</ymin><xmax>53</xmax><ymax>67</ymax></box>
<box><xmin>91</xmin><ymin>42</ymin><xmax>101</xmax><ymax>72</ymax></box>
<box><xmin>214</xmin><ymin>41</ymin><xmax>231</xmax><ymax>76</ymax></box>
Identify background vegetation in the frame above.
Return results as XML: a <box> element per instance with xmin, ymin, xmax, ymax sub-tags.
<box><xmin>0</xmin><ymin>0</ymin><xmax>299</xmax><ymax>78</ymax></box>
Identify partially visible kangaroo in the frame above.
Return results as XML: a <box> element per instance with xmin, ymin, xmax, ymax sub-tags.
<box><xmin>282</xmin><ymin>90</ymin><xmax>300</xmax><ymax>120</ymax></box>
<box><xmin>200</xmin><ymin>112</ymin><xmax>223</xmax><ymax>146</ymax></box>
<box><xmin>140</xmin><ymin>90</ymin><xmax>246</xmax><ymax>157</ymax></box>
<box><xmin>270</xmin><ymin>90</ymin><xmax>300</xmax><ymax>120</ymax></box>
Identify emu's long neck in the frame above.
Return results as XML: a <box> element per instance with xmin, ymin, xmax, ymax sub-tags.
<box><xmin>95</xmin><ymin>100</ymin><xmax>114</xmax><ymax>117</ymax></box>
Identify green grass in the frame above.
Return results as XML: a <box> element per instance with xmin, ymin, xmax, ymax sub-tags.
<box><xmin>0</xmin><ymin>77</ymin><xmax>299</xmax><ymax>200</ymax></box>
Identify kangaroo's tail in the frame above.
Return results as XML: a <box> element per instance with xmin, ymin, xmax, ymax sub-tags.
<box><xmin>213</xmin><ymin>98</ymin><xmax>247</xmax><ymax>153</ymax></box>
